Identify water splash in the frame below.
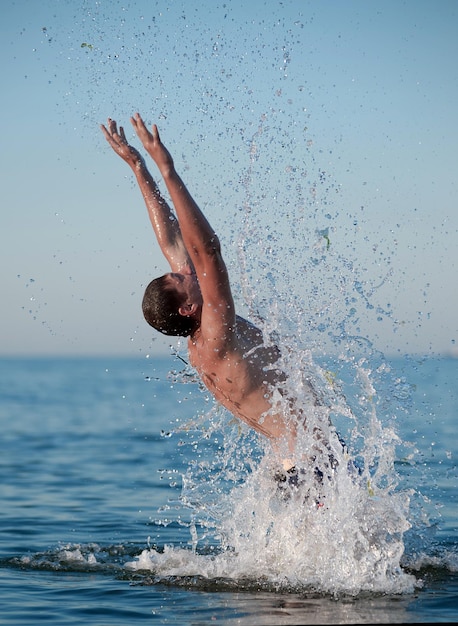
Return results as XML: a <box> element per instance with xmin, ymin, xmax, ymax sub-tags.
<box><xmin>127</xmin><ymin>344</ymin><xmax>419</xmax><ymax>595</ymax></box>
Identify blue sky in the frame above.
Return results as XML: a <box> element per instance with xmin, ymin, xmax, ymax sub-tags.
<box><xmin>1</xmin><ymin>0</ymin><xmax>457</xmax><ymax>357</ymax></box>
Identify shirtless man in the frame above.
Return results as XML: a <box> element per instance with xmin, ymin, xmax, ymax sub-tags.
<box><xmin>101</xmin><ymin>113</ymin><xmax>311</xmax><ymax>470</ymax></box>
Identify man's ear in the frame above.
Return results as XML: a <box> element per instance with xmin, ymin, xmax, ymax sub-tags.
<box><xmin>178</xmin><ymin>302</ymin><xmax>198</xmax><ymax>317</ymax></box>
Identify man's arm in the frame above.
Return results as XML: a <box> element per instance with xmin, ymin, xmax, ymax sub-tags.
<box><xmin>131</xmin><ymin>113</ymin><xmax>236</xmax><ymax>337</ymax></box>
<box><xmin>100</xmin><ymin>118</ymin><xmax>192</xmax><ymax>274</ymax></box>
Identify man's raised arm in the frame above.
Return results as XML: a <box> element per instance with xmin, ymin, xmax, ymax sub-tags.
<box><xmin>100</xmin><ymin>118</ymin><xmax>192</xmax><ymax>273</ymax></box>
<box><xmin>130</xmin><ymin>113</ymin><xmax>235</xmax><ymax>333</ymax></box>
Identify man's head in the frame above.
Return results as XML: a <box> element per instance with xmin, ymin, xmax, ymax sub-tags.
<box><xmin>142</xmin><ymin>273</ymin><xmax>201</xmax><ymax>337</ymax></box>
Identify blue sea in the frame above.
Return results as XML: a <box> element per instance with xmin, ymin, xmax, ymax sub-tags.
<box><xmin>0</xmin><ymin>353</ymin><xmax>457</xmax><ymax>624</ymax></box>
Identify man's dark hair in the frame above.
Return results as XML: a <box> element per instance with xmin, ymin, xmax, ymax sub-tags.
<box><xmin>142</xmin><ymin>275</ymin><xmax>195</xmax><ymax>337</ymax></box>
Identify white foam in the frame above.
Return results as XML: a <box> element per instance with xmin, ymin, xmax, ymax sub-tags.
<box><xmin>127</xmin><ymin>354</ymin><xmax>419</xmax><ymax>595</ymax></box>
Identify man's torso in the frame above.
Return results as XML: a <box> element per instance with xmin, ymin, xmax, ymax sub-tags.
<box><xmin>187</xmin><ymin>315</ymin><xmax>290</xmax><ymax>440</ymax></box>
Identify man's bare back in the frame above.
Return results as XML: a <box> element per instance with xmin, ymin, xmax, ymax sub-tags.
<box><xmin>187</xmin><ymin>314</ymin><xmax>295</xmax><ymax>447</ymax></box>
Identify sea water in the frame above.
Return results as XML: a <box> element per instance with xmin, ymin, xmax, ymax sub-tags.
<box><xmin>0</xmin><ymin>354</ymin><xmax>457</xmax><ymax>625</ymax></box>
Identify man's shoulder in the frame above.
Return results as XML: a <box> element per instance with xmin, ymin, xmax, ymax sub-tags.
<box><xmin>196</xmin><ymin>315</ymin><xmax>265</xmax><ymax>358</ymax></box>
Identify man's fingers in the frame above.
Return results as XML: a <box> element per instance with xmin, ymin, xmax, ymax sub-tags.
<box><xmin>100</xmin><ymin>123</ymin><xmax>116</xmax><ymax>145</ymax></box>
<box><xmin>134</xmin><ymin>112</ymin><xmax>144</xmax><ymax>125</ymax></box>
<box><xmin>103</xmin><ymin>112</ymin><xmax>160</xmax><ymax>149</ymax></box>
<box><xmin>131</xmin><ymin>112</ymin><xmax>144</xmax><ymax>129</ymax></box>
<box><xmin>133</xmin><ymin>112</ymin><xmax>150</xmax><ymax>134</ymax></box>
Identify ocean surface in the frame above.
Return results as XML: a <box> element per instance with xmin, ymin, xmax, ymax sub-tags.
<box><xmin>0</xmin><ymin>353</ymin><xmax>457</xmax><ymax>625</ymax></box>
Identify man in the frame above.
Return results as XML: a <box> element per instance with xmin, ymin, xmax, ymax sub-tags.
<box><xmin>101</xmin><ymin>113</ymin><xmax>329</xmax><ymax>474</ymax></box>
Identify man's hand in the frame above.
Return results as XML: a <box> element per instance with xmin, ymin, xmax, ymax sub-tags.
<box><xmin>130</xmin><ymin>113</ymin><xmax>175</xmax><ymax>176</ymax></box>
<box><xmin>100</xmin><ymin>118</ymin><xmax>144</xmax><ymax>170</ymax></box>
